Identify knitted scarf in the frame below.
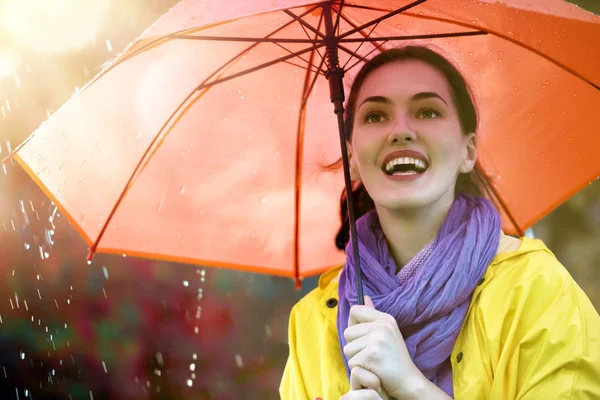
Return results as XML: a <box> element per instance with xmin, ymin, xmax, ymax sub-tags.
<box><xmin>337</xmin><ymin>193</ymin><xmax>501</xmax><ymax>397</ymax></box>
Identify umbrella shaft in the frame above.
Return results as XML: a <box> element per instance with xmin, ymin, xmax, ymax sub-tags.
<box><xmin>322</xmin><ymin>3</ymin><xmax>365</xmax><ymax>306</ymax></box>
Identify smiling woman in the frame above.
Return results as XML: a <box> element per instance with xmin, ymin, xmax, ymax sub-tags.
<box><xmin>280</xmin><ymin>46</ymin><xmax>600</xmax><ymax>400</ymax></box>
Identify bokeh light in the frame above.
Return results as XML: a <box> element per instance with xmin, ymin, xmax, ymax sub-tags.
<box><xmin>1</xmin><ymin>0</ymin><xmax>111</xmax><ymax>54</ymax></box>
<box><xmin>0</xmin><ymin>48</ymin><xmax>20</xmax><ymax>77</ymax></box>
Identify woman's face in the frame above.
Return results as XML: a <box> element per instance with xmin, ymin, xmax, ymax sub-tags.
<box><xmin>348</xmin><ymin>60</ymin><xmax>477</xmax><ymax>212</ymax></box>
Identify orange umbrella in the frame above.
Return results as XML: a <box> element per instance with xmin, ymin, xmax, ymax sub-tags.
<box><xmin>5</xmin><ymin>0</ymin><xmax>600</xmax><ymax>291</ymax></box>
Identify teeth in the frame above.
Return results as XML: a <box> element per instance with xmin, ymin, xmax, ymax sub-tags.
<box><xmin>384</xmin><ymin>157</ymin><xmax>428</xmax><ymax>173</ymax></box>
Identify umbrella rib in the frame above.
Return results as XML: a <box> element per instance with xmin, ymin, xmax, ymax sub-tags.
<box><xmin>338</xmin><ymin>0</ymin><xmax>429</xmax><ymax>40</ymax></box>
<box><xmin>293</xmin><ymin>50</ymin><xmax>318</xmax><ymax>288</ymax></box>
<box><xmin>272</xmin><ymin>41</ymin><xmax>323</xmax><ymax>71</ymax></box>
<box><xmin>333</xmin><ymin>0</ymin><xmax>345</xmax><ymax>36</ymax></box>
<box><xmin>283</xmin><ymin>59</ymin><xmax>325</xmax><ymax>75</ymax></box>
<box><xmin>288</xmin><ymin>7</ymin><xmax>327</xmax><ymax>67</ymax></box>
<box><xmin>339</xmin><ymin>31</ymin><xmax>486</xmax><ymax>42</ymax></box>
<box><xmin>301</xmin><ymin>50</ymin><xmax>327</xmax><ymax>108</ymax></box>
<box><xmin>333</xmin><ymin>6</ymin><xmax>382</xmax><ymax>70</ymax></box>
<box><xmin>198</xmin><ymin>44</ymin><xmax>322</xmax><ymax>90</ymax></box>
<box><xmin>334</xmin><ymin>6</ymin><xmax>385</xmax><ymax>70</ymax></box>
<box><xmin>172</xmin><ymin>35</ymin><xmax>320</xmax><ymax>44</ymax></box>
<box><xmin>337</xmin><ymin>44</ymin><xmax>370</xmax><ymax>65</ymax></box>
<box><xmin>283</xmin><ymin>9</ymin><xmax>326</xmax><ymax>39</ymax></box>
<box><xmin>344</xmin><ymin>40</ymin><xmax>389</xmax><ymax>73</ymax></box>
<box><xmin>335</xmin><ymin>3</ymin><xmax>397</xmax><ymax>12</ymax></box>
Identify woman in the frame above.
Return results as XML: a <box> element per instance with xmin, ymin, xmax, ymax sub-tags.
<box><xmin>279</xmin><ymin>46</ymin><xmax>600</xmax><ymax>399</ymax></box>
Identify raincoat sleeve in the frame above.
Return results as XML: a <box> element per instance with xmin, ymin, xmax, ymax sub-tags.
<box><xmin>279</xmin><ymin>305</ymin><xmax>310</xmax><ymax>400</ymax></box>
<box><xmin>482</xmin><ymin>257</ymin><xmax>600</xmax><ymax>399</ymax></box>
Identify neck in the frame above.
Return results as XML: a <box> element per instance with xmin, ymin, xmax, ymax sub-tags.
<box><xmin>375</xmin><ymin>194</ymin><xmax>455</xmax><ymax>272</ymax></box>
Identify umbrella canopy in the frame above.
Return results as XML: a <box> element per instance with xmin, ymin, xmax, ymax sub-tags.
<box><xmin>7</xmin><ymin>0</ymin><xmax>600</xmax><ymax>286</ymax></box>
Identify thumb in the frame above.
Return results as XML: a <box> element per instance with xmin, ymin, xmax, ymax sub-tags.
<box><xmin>364</xmin><ymin>295</ymin><xmax>374</xmax><ymax>308</ymax></box>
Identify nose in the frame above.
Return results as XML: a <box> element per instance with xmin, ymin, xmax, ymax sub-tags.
<box><xmin>387</xmin><ymin>116</ymin><xmax>416</xmax><ymax>144</ymax></box>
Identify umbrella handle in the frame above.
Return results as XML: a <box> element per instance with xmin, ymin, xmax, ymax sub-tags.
<box><xmin>323</xmin><ymin>3</ymin><xmax>364</xmax><ymax>306</ymax></box>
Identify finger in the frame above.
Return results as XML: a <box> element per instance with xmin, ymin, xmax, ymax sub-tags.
<box><xmin>343</xmin><ymin>335</ymin><xmax>368</xmax><ymax>360</ymax></box>
<box><xmin>350</xmin><ymin>366</ymin><xmax>382</xmax><ymax>391</ymax></box>
<box><xmin>348</xmin><ymin>305</ymin><xmax>386</xmax><ymax>326</ymax></box>
<box><xmin>344</xmin><ymin>322</ymin><xmax>378</xmax><ymax>343</ymax></box>
<box><xmin>341</xmin><ymin>389</ymin><xmax>384</xmax><ymax>400</ymax></box>
<box><xmin>364</xmin><ymin>295</ymin><xmax>374</xmax><ymax>308</ymax></box>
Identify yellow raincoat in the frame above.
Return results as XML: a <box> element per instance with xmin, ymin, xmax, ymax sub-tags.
<box><xmin>280</xmin><ymin>238</ymin><xmax>600</xmax><ymax>399</ymax></box>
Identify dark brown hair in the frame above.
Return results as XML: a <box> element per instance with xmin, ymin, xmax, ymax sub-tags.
<box><xmin>332</xmin><ymin>46</ymin><xmax>496</xmax><ymax>250</ymax></box>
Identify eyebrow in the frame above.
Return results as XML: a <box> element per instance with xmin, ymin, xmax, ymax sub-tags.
<box><xmin>358</xmin><ymin>92</ymin><xmax>448</xmax><ymax>109</ymax></box>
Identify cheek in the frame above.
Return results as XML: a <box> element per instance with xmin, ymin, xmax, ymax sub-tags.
<box><xmin>352</xmin><ymin>130</ymin><xmax>385</xmax><ymax>167</ymax></box>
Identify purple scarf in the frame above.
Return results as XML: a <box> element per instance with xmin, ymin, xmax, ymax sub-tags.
<box><xmin>337</xmin><ymin>193</ymin><xmax>501</xmax><ymax>397</ymax></box>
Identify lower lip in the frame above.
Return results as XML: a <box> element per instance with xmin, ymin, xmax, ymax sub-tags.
<box><xmin>383</xmin><ymin>170</ymin><xmax>427</xmax><ymax>181</ymax></box>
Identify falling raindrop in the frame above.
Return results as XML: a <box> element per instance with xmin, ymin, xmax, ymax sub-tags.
<box><xmin>235</xmin><ymin>354</ymin><xmax>244</xmax><ymax>368</ymax></box>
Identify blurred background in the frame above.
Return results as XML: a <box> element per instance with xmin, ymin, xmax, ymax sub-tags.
<box><xmin>0</xmin><ymin>0</ymin><xmax>598</xmax><ymax>399</ymax></box>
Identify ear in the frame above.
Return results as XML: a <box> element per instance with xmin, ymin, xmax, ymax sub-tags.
<box><xmin>459</xmin><ymin>132</ymin><xmax>477</xmax><ymax>174</ymax></box>
<box><xmin>346</xmin><ymin>141</ymin><xmax>361</xmax><ymax>181</ymax></box>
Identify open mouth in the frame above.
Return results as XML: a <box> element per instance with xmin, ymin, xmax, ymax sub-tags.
<box><xmin>382</xmin><ymin>157</ymin><xmax>429</xmax><ymax>176</ymax></box>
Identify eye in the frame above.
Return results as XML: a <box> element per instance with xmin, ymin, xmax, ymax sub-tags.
<box><xmin>416</xmin><ymin>108</ymin><xmax>442</xmax><ymax>119</ymax></box>
<box><xmin>364</xmin><ymin>112</ymin><xmax>387</xmax><ymax>124</ymax></box>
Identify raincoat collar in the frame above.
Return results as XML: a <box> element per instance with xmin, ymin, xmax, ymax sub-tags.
<box><xmin>317</xmin><ymin>236</ymin><xmax>546</xmax><ymax>296</ymax></box>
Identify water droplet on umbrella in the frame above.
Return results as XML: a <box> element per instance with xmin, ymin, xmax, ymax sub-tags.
<box><xmin>260</xmin><ymin>197</ymin><xmax>267</xmax><ymax>203</ymax></box>
<box><xmin>20</xmin><ymin>352</ymin><xmax>25</xmax><ymax>360</ymax></box>
<box><xmin>187</xmin><ymin>379</ymin><xmax>193</xmax><ymax>387</ymax></box>
<box><xmin>180</xmin><ymin>186</ymin><xmax>185</xmax><ymax>194</ymax></box>
<box><xmin>190</xmin><ymin>363</ymin><xmax>196</xmax><ymax>371</ymax></box>
<box><xmin>183</xmin><ymin>280</ymin><xmax>189</xmax><ymax>287</ymax></box>
<box><xmin>87</xmin><ymin>260</ymin><xmax>92</xmax><ymax>265</ymax></box>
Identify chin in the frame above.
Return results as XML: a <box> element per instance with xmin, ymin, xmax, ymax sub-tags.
<box><xmin>373</xmin><ymin>186</ymin><xmax>456</xmax><ymax>214</ymax></box>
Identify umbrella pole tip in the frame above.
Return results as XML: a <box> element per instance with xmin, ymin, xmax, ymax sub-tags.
<box><xmin>86</xmin><ymin>247</ymin><xmax>96</xmax><ymax>262</ymax></box>
<box><xmin>2</xmin><ymin>154</ymin><xmax>13</xmax><ymax>166</ymax></box>
<box><xmin>295</xmin><ymin>278</ymin><xmax>302</xmax><ymax>290</ymax></box>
